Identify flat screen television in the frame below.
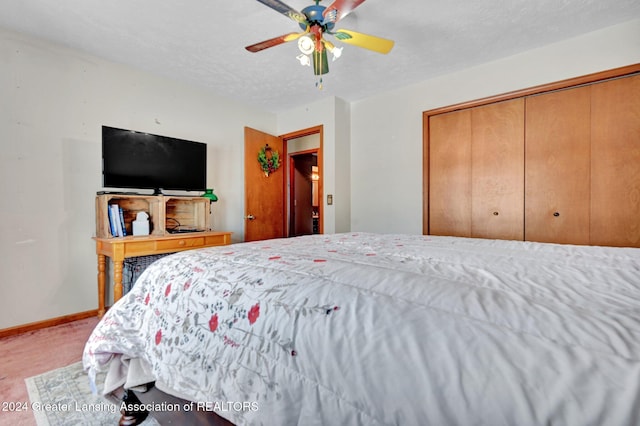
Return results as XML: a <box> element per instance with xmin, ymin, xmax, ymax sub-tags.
<box><xmin>102</xmin><ymin>126</ymin><xmax>207</xmax><ymax>194</ymax></box>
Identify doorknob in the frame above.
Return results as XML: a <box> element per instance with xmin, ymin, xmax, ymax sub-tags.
<box><xmin>246</xmin><ymin>214</ymin><xmax>255</xmax><ymax>220</ymax></box>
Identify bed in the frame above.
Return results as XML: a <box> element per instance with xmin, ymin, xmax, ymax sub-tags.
<box><xmin>83</xmin><ymin>232</ymin><xmax>640</xmax><ymax>425</ymax></box>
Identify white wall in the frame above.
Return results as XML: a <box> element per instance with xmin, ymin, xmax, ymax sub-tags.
<box><xmin>0</xmin><ymin>28</ymin><xmax>275</xmax><ymax>329</ymax></box>
<box><xmin>277</xmin><ymin>96</ymin><xmax>351</xmax><ymax>234</ymax></box>
<box><xmin>334</xmin><ymin>98</ymin><xmax>351</xmax><ymax>233</ymax></box>
<box><xmin>288</xmin><ymin>134</ymin><xmax>320</xmax><ymax>153</ymax></box>
<box><xmin>350</xmin><ymin>19</ymin><xmax>640</xmax><ymax>234</ymax></box>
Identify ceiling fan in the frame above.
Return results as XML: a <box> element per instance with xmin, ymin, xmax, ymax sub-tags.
<box><xmin>245</xmin><ymin>0</ymin><xmax>394</xmax><ymax>84</ymax></box>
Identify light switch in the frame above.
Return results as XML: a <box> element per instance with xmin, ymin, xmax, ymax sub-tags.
<box><xmin>327</xmin><ymin>194</ymin><xmax>333</xmax><ymax>205</ymax></box>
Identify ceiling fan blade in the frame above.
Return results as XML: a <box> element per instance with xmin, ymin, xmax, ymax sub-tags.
<box><xmin>245</xmin><ymin>32</ymin><xmax>304</xmax><ymax>53</ymax></box>
<box><xmin>322</xmin><ymin>0</ymin><xmax>366</xmax><ymax>23</ymax></box>
<box><xmin>333</xmin><ymin>29</ymin><xmax>394</xmax><ymax>54</ymax></box>
<box><xmin>255</xmin><ymin>0</ymin><xmax>307</xmax><ymax>24</ymax></box>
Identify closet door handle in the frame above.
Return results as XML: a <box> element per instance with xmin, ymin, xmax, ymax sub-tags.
<box><xmin>553</xmin><ymin>212</ymin><xmax>560</xmax><ymax>217</ymax></box>
<box><xmin>493</xmin><ymin>211</ymin><xmax>499</xmax><ymax>216</ymax></box>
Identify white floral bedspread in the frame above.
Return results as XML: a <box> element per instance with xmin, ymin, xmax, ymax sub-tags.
<box><xmin>83</xmin><ymin>233</ymin><xmax>640</xmax><ymax>425</ymax></box>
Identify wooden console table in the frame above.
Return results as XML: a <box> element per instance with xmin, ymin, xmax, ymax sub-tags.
<box><xmin>94</xmin><ymin>231</ymin><xmax>232</xmax><ymax>317</ymax></box>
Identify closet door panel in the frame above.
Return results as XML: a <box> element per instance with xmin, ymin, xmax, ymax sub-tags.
<box><xmin>591</xmin><ymin>74</ymin><xmax>640</xmax><ymax>247</ymax></box>
<box><xmin>471</xmin><ymin>99</ymin><xmax>525</xmax><ymax>240</ymax></box>
<box><xmin>429</xmin><ymin>110</ymin><xmax>472</xmax><ymax>237</ymax></box>
<box><xmin>525</xmin><ymin>86</ymin><xmax>591</xmax><ymax>244</ymax></box>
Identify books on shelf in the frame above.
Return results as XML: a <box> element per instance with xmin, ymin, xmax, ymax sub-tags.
<box><xmin>107</xmin><ymin>204</ymin><xmax>117</xmax><ymax>236</ymax></box>
<box><xmin>108</xmin><ymin>203</ymin><xmax>127</xmax><ymax>237</ymax></box>
<box><xmin>118</xmin><ymin>207</ymin><xmax>127</xmax><ymax>236</ymax></box>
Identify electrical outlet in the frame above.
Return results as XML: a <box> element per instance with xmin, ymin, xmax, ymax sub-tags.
<box><xmin>327</xmin><ymin>194</ymin><xmax>333</xmax><ymax>205</ymax></box>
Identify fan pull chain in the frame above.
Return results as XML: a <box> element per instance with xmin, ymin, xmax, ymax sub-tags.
<box><xmin>316</xmin><ymin>48</ymin><xmax>324</xmax><ymax>90</ymax></box>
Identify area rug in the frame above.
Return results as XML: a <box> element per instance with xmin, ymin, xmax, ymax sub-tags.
<box><xmin>25</xmin><ymin>362</ymin><xmax>158</xmax><ymax>426</ymax></box>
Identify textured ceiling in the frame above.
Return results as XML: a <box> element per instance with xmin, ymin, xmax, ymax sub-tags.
<box><xmin>1</xmin><ymin>0</ymin><xmax>639</xmax><ymax>112</ymax></box>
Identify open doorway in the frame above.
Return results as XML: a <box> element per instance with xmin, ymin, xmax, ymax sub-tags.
<box><xmin>285</xmin><ymin>129</ymin><xmax>322</xmax><ymax>237</ymax></box>
<box><xmin>289</xmin><ymin>150</ymin><xmax>319</xmax><ymax>236</ymax></box>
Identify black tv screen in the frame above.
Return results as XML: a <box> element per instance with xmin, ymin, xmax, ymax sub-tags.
<box><xmin>102</xmin><ymin>126</ymin><xmax>207</xmax><ymax>194</ymax></box>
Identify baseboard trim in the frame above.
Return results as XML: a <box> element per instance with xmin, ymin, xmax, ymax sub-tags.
<box><xmin>0</xmin><ymin>310</ymin><xmax>99</xmax><ymax>339</ymax></box>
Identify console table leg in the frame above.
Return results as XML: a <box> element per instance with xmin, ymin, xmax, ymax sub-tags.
<box><xmin>114</xmin><ymin>260</ymin><xmax>124</xmax><ymax>303</ymax></box>
<box><xmin>97</xmin><ymin>254</ymin><xmax>106</xmax><ymax>317</ymax></box>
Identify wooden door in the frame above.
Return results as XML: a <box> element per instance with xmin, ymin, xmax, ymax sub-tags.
<box><xmin>428</xmin><ymin>109</ymin><xmax>472</xmax><ymax>236</ymax></box>
<box><xmin>244</xmin><ymin>127</ymin><xmax>286</xmax><ymax>242</ymax></box>
<box><xmin>471</xmin><ymin>99</ymin><xmax>525</xmax><ymax>240</ymax></box>
<box><xmin>525</xmin><ymin>86</ymin><xmax>591</xmax><ymax>244</ymax></box>
<box><xmin>591</xmin><ymin>74</ymin><xmax>640</xmax><ymax>247</ymax></box>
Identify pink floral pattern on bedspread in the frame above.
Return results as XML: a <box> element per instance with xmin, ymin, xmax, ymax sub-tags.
<box><xmin>83</xmin><ymin>233</ymin><xmax>640</xmax><ymax>426</ymax></box>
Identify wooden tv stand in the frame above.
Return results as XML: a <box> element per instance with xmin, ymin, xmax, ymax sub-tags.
<box><xmin>94</xmin><ymin>231</ymin><xmax>231</xmax><ymax>317</ymax></box>
<box><xmin>94</xmin><ymin>193</ymin><xmax>231</xmax><ymax>317</ymax></box>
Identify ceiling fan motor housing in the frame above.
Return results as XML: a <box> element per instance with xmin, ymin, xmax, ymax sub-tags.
<box><xmin>299</xmin><ymin>5</ymin><xmax>335</xmax><ymax>32</ymax></box>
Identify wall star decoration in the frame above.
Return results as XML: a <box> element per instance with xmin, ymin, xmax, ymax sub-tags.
<box><xmin>258</xmin><ymin>144</ymin><xmax>281</xmax><ymax>177</ymax></box>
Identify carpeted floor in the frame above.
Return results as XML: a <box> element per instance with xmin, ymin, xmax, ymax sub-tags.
<box><xmin>0</xmin><ymin>317</ymin><xmax>99</xmax><ymax>426</ymax></box>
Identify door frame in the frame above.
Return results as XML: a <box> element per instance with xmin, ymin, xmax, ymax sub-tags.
<box><xmin>282</xmin><ymin>125</ymin><xmax>324</xmax><ymax>236</ymax></box>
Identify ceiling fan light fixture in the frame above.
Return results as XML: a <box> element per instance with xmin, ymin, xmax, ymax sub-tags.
<box><xmin>323</xmin><ymin>40</ymin><xmax>343</xmax><ymax>61</ymax></box>
<box><xmin>331</xmin><ymin>46</ymin><xmax>343</xmax><ymax>61</ymax></box>
<box><xmin>297</xmin><ymin>35</ymin><xmax>315</xmax><ymax>55</ymax></box>
<box><xmin>296</xmin><ymin>53</ymin><xmax>311</xmax><ymax>67</ymax></box>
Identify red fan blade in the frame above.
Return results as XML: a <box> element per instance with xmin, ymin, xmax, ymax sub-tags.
<box><xmin>322</xmin><ymin>0</ymin><xmax>367</xmax><ymax>23</ymax></box>
<box><xmin>245</xmin><ymin>32</ymin><xmax>304</xmax><ymax>53</ymax></box>
<box><xmin>255</xmin><ymin>0</ymin><xmax>307</xmax><ymax>24</ymax></box>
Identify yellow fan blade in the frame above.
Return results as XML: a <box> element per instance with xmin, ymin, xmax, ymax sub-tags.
<box><xmin>334</xmin><ymin>29</ymin><xmax>394</xmax><ymax>54</ymax></box>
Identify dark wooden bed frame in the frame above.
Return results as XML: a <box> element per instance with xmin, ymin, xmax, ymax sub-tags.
<box><xmin>118</xmin><ymin>385</ymin><xmax>235</xmax><ymax>426</ymax></box>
